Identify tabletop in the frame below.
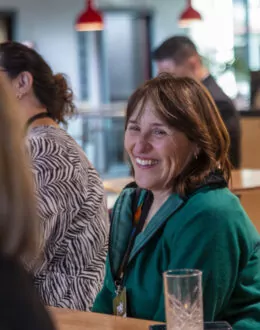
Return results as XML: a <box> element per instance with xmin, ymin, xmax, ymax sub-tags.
<box><xmin>231</xmin><ymin>169</ymin><xmax>260</xmax><ymax>193</ymax></box>
<box><xmin>49</xmin><ymin>307</ymin><xmax>160</xmax><ymax>330</ymax></box>
<box><xmin>103</xmin><ymin>169</ymin><xmax>260</xmax><ymax>195</ymax></box>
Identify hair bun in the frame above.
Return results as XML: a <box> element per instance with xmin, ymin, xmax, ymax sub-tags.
<box><xmin>53</xmin><ymin>73</ymin><xmax>67</xmax><ymax>92</ymax></box>
<box><xmin>52</xmin><ymin>73</ymin><xmax>76</xmax><ymax>125</ymax></box>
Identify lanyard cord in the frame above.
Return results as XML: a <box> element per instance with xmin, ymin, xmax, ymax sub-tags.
<box><xmin>115</xmin><ymin>189</ymin><xmax>154</xmax><ymax>291</ymax></box>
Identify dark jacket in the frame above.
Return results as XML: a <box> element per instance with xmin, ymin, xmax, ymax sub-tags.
<box><xmin>0</xmin><ymin>256</ymin><xmax>55</xmax><ymax>330</ymax></box>
<box><xmin>202</xmin><ymin>75</ymin><xmax>241</xmax><ymax>168</ymax></box>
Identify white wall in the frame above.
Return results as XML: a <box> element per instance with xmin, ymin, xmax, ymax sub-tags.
<box><xmin>105</xmin><ymin>13</ymin><xmax>135</xmax><ymax>100</ymax></box>
<box><xmin>0</xmin><ymin>0</ymin><xmax>187</xmax><ymax>100</ymax></box>
<box><xmin>6</xmin><ymin>0</ymin><xmax>85</xmax><ymax>100</ymax></box>
<box><xmin>190</xmin><ymin>0</ymin><xmax>237</xmax><ymax>97</ymax></box>
<box><xmin>98</xmin><ymin>0</ymin><xmax>186</xmax><ymax>46</ymax></box>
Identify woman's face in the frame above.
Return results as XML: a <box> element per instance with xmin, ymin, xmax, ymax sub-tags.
<box><xmin>124</xmin><ymin>100</ymin><xmax>196</xmax><ymax>194</ymax></box>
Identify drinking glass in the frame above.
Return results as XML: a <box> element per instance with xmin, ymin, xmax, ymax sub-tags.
<box><xmin>164</xmin><ymin>269</ymin><xmax>203</xmax><ymax>330</ymax></box>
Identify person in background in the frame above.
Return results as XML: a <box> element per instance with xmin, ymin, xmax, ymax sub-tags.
<box><xmin>93</xmin><ymin>73</ymin><xmax>260</xmax><ymax>329</ymax></box>
<box><xmin>0</xmin><ymin>41</ymin><xmax>109</xmax><ymax>311</ymax></box>
<box><xmin>152</xmin><ymin>36</ymin><xmax>241</xmax><ymax>169</ymax></box>
<box><xmin>0</xmin><ymin>72</ymin><xmax>55</xmax><ymax>330</ymax></box>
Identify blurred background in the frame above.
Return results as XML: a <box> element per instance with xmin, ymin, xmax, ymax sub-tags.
<box><xmin>1</xmin><ymin>0</ymin><xmax>260</xmax><ymax>178</ymax></box>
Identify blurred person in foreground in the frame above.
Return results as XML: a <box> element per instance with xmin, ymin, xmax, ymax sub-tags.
<box><xmin>93</xmin><ymin>73</ymin><xmax>260</xmax><ymax>329</ymax></box>
<box><xmin>0</xmin><ymin>41</ymin><xmax>109</xmax><ymax>311</ymax></box>
<box><xmin>153</xmin><ymin>36</ymin><xmax>241</xmax><ymax>169</ymax></box>
<box><xmin>0</xmin><ymin>72</ymin><xmax>55</xmax><ymax>329</ymax></box>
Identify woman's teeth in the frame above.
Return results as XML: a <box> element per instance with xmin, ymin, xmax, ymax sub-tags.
<box><xmin>135</xmin><ymin>157</ymin><xmax>159</xmax><ymax>166</ymax></box>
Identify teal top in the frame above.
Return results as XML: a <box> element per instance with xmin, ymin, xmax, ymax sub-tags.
<box><xmin>93</xmin><ymin>186</ymin><xmax>260</xmax><ymax>329</ymax></box>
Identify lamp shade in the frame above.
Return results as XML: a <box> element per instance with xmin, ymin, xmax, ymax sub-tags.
<box><xmin>75</xmin><ymin>0</ymin><xmax>104</xmax><ymax>31</ymax></box>
<box><xmin>179</xmin><ymin>0</ymin><xmax>202</xmax><ymax>28</ymax></box>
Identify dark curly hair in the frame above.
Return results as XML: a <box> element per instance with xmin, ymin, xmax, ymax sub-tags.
<box><xmin>0</xmin><ymin>41</ymin><xmax>76</xmax><ymax>125</ymax></box>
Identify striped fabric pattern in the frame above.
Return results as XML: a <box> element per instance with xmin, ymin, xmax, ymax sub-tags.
<box><xmin>26</xmin><ymin>126</ymin><xmax>109</xmax><ymax>311</ymax></box>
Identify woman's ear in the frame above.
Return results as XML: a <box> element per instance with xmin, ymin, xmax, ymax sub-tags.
<box><xmin>12</xmin><ymin>71</ymin><xmax>33</xmax><ymax>99</ymax></box>
<box><xmin>194</xmin><ymin>145</ymin><xmax>200</xmax><ymax>159</ymax></box>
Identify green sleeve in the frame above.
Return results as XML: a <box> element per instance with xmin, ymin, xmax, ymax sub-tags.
<box><xmin>226</xmin><ymin>246</ymin><xmax>260</xmax><ymax>329</ymax></box>
<box><xmin>153</xmin><ymin>293</ymin><xmax>165</xmax><ymax>322</ymax></box>
<box><xmin>169</xmin><ymin>209</ymin><xmax>239</xmax><ymax>321</ymax></box>
<box><xmin>92</xmin><ymin>284</ymin><xmax>114</xmax><ymax>315</ymax></box>
<box><xmin>92</xmin><ymin>258</ymin><xmax>114</xmax><ymax>315</ymax></box>
<box><xmin>159</xmin><ymin>205</ymin><xmax>260</xmax><ymax>327</ymax></box>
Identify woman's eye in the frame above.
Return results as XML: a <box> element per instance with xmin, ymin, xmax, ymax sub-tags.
<box><xmin>153</xmin><ymin>129</ymin><xmax>166</xmax><ymax>136</ymax></box>
<box><xmin>128</xmin><ymin>125</ymin><xmax>140</xmax><ymax>132</ymax></box>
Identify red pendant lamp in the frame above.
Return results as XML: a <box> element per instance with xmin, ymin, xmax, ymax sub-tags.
<box><xmin>75</xmin><ymin>0</ymin><xmax>104</xmax><ymax>31</ymax></box>
<box><xmin>179</xmin><ymin>0</ymin><xmax>202</xmax><ymax>28</ymax></box>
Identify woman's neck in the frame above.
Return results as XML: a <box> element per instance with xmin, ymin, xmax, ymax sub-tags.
<box><xmin>25</xmin><ymin>108</ymin><xmax>58</xmax><ymax>129</ymax></box>
<box><xmin>142</xmin><ymin>189</ymin><xmax>172</xmax><ymax>231</ymax></box>
<box><xmin>152</xmin><ymin>189</ymin><xmax>172</xmax><ymax>209</ymax></box>
<box><xmin>19</xmin><ymin>97</ymin><xmax>57</xmax><ymax>129</ymax></box>
<box><xmin>28</xmin><ymin>117</ymin><xmax>58</xmax><ymax>129</ymax></box>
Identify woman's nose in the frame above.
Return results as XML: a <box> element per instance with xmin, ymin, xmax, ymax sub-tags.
<box><xmin>133</xmin><ymin>136</ymin><xmax>151</xmax><ymax>154</ymax></box>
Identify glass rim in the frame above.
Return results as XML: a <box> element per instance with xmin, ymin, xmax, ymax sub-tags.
<box><xmin>163</xmin><ymin>269</ymin><xmax>202</xmax><ymax>278</ymax></box>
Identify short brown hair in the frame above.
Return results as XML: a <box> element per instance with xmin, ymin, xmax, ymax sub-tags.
<box><xmin>152</xmin><ymin>36</ymin><xmax>198</xmax><ymax>65</ymax></box>
<box><xmin>0</xmin><ymin>73</ymin><xmax>39</xmax><ymax>262</ymax></box>
<box><xmin>125</xmin><ymin>73</ymin><xmax>231</xmax><ymax>196</ymax></box>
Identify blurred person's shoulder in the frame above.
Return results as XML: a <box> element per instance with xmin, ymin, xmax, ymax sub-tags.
<box><xmin>0</xmin><ymin>255</ymin><xmax>56</xmax><ymax>330</ymax></box>
<box><xmin>26</xmin><ymin>126</ymin><xmax>88</xmax><ymax>169</ymax></box>
<box><xmin>203</xmin><ymin>75</ymin><xmax>238</xmax><ymax>113</ymax></box>
<box><xmin>27</xmin><ymin>125</ymin><xmax>73</xmax><ymax>146</ymax></box>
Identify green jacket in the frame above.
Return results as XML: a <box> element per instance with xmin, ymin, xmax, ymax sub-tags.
<box><xmin>93</xmin><ymin>186</ymin><xmax>260</xmax><ymax>329</ymax></box>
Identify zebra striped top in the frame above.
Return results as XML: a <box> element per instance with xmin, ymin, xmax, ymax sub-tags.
<box><xmin>26</xmin><ymin>125</ymin><xmax>109</xmax><ymax>311</ymax></box>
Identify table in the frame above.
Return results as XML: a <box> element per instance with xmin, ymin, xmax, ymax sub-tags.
<box><xmin>49</xmin><ymin>307</ymin><xmax>160</xmax><ymax>330</ymax></box>
<box><xmin>230</xmin><ymin>169</ymin><xmax>260</xmax><ymax>232</ymax></box>
<box><xmin>103</xmin><ymin>170</ymin><xmax>260</xmax><ymax>195</ymax></box>
<box><xmin>230</xmin><ymin>169</ymin><xmax>260</xmax><ymax>194</ymax></box>
<box><xmin>103</xmin><ymin>176</ymin><xmax>133</xmax><ymax>194</ymax></box>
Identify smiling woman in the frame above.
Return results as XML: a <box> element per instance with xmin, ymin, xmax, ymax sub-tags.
<box><xmin>93</xmin><ymin>73</ymin><xmax>260</xmax><ymax>330</ymax></box>
<box><xmin>124</xmin><ymin>102</ymin><xmax>197</xmax><ymax>196</ymax></box>
<box><xmin>124</xmin><ymin>72</ymin><xmax>231</xmax><ymax>198</ymax></box>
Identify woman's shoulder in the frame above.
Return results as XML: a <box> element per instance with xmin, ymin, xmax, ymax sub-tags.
<box><xmin>187</xmin><ymin>187</ymin><xmax>244</xmax><ymax>218</ymax></box>
<box><xmin>27</xmin><ymin>126</ymin><xmax>93</xmax><ymax>171</ymax></box>
<box><xmin>176</xmin><ymin>187</ymin><xmax>260</xmax><ymax>243</ymax></box>
<box><xmin>111</xmin><ymin>187</ymin><xmax>145</xmax><ymax>220</ymax></box>
<box><xmin>27</xmin><ymin>125</ymin><xmax>76</xmax><ymax>149</ymax></box>
<box><xmin>111</xmin><ymin>187</ymin><xmax>136</xmax><ymax>210</ymax></box>
<box><xmin>161</xmin><ymin>187</ymin><xmax>260</xmax><ymax>267</ymax></box>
